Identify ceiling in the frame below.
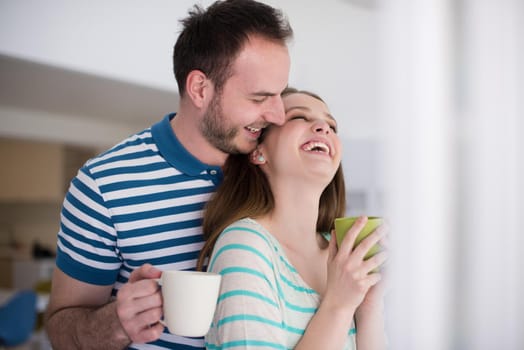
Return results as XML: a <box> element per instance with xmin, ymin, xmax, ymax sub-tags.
<box><xmin>0</xmin><ymin>54</ymin><xmax>178</xmax><ymax>128</ymax></box>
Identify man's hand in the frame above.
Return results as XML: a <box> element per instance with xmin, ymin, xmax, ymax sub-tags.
<box><xmin>116</xmin><ymin>264</ymin><xmax>164</xmax><ymax>344</ymax></box>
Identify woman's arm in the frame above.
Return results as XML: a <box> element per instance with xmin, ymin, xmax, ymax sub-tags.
<box><xmin>355</xmin><ymin>231</ymin><xmax>389</xmax><ymax>350</ymax></box>
<box><xmin>295</xmin><ymin>217</ymin><xmax>388</xmax><ymax>350</ymax></box>
<box><xmin>355</xmin><ymin>291</ymin><xmax>387</xmax><ymax>350</ymax></box>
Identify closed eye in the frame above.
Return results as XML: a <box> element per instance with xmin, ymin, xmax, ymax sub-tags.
<box><xmin>252</xmin><ymin>96</ymin><xmax>268</xmax><ymax>103</ymax></box>
<box><xmin>289</xmin><ymin>115</ymin><xmax>307</xmax><ymax>121</ymax></box>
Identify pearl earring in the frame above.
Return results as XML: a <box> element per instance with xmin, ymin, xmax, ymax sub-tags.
<box><xmin>258</xmin><ymin>155</ymin><xmax>265</xmax><ymax>162</ymax></box>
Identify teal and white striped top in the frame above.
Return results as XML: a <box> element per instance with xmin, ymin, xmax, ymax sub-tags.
<box><xmin>206</xmin><ymin>218</ymin><xmax>356</xmax><ymax>349</ymax></box>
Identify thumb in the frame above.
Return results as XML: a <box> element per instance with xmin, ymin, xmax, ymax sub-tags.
<box><xmin>328</xmin><ymin>229</ymin><xmax>338</xmax><ymax>262</ymax></box>
<box><xmin>129</xmin><ymin>263</ymin><xmax>162</xmax><ymax>282</ymax></box>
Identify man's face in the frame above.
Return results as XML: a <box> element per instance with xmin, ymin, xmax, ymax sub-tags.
<box><xmin>200</xmin><ymin>90</ymin><xmax>237</xmax><ymax>154</ymax></box>
<box><xmin>199</xmin><ymin>35</ymin><xmax>290</xmax><ymax>155</ymax></box>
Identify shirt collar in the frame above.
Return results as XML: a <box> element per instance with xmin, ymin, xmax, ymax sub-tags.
<box><xmin>151</xmin><ymin>113</ymin><xmax>222</xmax><ymax>178</ymax></box>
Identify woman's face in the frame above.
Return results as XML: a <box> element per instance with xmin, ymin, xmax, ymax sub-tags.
<box><xmin>255</xmin><ymin>92</ymin><xmax>342</xmax><ymax>185</ymax></box>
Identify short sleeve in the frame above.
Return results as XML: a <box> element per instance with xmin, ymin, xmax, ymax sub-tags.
<box><xmin>55</xmin><ymin>165</ymin><xmax>121</xmax><ymax>285</ymax></box>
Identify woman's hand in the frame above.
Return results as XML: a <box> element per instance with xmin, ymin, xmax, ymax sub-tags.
<box><xmin>323</xmin><ymin>216</ymin><xmax>388</xmax><ymax>319</ymax></box>
<box><xmin>294</xmin><ymin>218</ymin><xmax>389</xmax><ymax>350</ymax></box>
<box><xmin>359</xmin><ymin>227</ymin><xmax>389</xmax><ymax>312</ymax></box>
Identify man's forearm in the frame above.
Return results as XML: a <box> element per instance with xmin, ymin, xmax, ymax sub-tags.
<box><xmin>45</xmin><ymin>301</ymin><xmax>131</xmax><ymax>350</ymax></box>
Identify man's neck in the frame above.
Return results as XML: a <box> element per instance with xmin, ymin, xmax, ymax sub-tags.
<box><xmin>170</xmin><ymin>111</ymin><xmax>228</xmax><ymax>167</ymax></box>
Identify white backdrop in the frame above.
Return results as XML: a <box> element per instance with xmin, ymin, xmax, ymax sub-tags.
<box><xmin>380</xmin><ymin>0</ymin><xmax>524</xmax><ymax>348</ymax></box>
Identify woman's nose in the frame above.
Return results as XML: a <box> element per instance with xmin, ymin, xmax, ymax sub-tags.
<box><xmin>313</xmin><ymin>120</ymin><xmax>330</xmax><ymax>134</ymax></box>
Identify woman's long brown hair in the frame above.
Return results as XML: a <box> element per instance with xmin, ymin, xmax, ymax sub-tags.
<box><xmin>196</xmin><ymin>88</ymin><xmax>346</xmax><ymax>270</ymax></box>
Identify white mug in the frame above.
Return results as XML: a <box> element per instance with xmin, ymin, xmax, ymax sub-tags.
<box><xmin>159</xmin><ymin>270</ymin><xmax>222</xmax><ymax>337</ymax></box>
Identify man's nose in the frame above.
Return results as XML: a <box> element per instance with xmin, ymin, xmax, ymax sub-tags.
<box><xmin>263</xmin><ymin>96</ymin><xmax>286</xmax><ymax>126</ymax></box>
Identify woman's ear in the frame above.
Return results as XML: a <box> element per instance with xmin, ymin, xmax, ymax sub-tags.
<box><xmin>250</xmin><ymin>149</ymin><xmax>266</xmax><ymax>165</ymax></box>
<box><xmin>185</xmin><ymin>70</ymin><xmax>211</xmax><ymax>108</ymax></box>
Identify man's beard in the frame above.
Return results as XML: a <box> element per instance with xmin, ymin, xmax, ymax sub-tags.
<box><xmin>200</xmin><ymin>92</ymin><xmax>241</xmax><ymax>154</ymax></box>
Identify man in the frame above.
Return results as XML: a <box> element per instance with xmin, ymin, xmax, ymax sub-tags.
<box><xmin>44</xmin><ymin>1</ymin><xmax>293</xmax><ymax>349</ymax></box>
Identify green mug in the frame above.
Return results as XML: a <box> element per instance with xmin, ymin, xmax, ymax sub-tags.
<box><xmin>334</xmin><ymin>216</ymin><xmax>383</xmax><ymax>261</ymax></box>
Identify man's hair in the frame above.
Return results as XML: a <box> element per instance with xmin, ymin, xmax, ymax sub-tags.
<box><xmin>196</xmin><ymin>88</ymin><xmax>346</xmax><ymax>271</ymax></box>
<box><xmin>173</xmin><ymin>0</ymin><xmax>293</xmax><ymax>96</ymax></box>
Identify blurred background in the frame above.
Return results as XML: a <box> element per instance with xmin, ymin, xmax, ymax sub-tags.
<box><xmin>0</xmin><ymin>0</ymin><xmax>522</xmax><ymax>349</ymax></box>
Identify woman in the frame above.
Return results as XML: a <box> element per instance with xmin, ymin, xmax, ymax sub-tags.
<box><xmin>197</xmin><ymin>88</ymin><xmax>388</xmax><ymax>349</ymax></box>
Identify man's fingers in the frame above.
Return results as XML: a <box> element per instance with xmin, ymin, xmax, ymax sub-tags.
<box><xmin>122</xmin><ymin>308</ymin><xmax>164</xmax><ymax>344</ymax></box>
<box><xmin>129</xmin><ymin>264</ymin><xmax>162</xmax><ymax>283</ymax></box>
<box><xmin>118</xmin><ymin>278</ymin><xmax>161</xmax><ymax>303</ymax></box>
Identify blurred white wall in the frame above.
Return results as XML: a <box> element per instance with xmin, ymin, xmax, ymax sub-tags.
<box><xmin>380</xmin><ymin>0</ymin><xmax>524</xmax><ymax>349</ymax></box>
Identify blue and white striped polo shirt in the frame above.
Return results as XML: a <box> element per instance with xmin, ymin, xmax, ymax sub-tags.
<box><xmin>206</xmin><ymin>218</ymin><xmax>356</xmax><ymax>349</ymax></box>
<box><xmin>56</xmin><ymin>113</ymin><xmax>222</xmax><ymax>350</ymax></box>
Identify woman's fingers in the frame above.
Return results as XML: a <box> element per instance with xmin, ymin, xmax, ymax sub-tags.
<box><xmin>338</xmin><ymin>216</ymin><xmax>368</xmax><ymax>256</ymax></box>
<box><xmin>365</xmin><ymin>272</ymin><xmax>383</xmax><ymax>287</ymax></box>
<box><xmin>362</xmin><ymin>250</ymin><xmax>388</xmax><ymax>274</ymax></box>
<box><xmin>352</xmin><ymin>224</ymin><xmax>386</xmax><ymax>261</ymax></box>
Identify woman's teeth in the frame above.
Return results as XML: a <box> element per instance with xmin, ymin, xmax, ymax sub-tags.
<box><xmin>302</xmin><ymin>141</ymin><xmax>330</xmax><ymax>154</ymax></box>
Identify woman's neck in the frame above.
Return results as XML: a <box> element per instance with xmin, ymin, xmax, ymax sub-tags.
<box><xmin>257</xmin><ymin>178</ymin><xmax>324</xmax><ymax>248</ymax></box>
<box><xmin>256</xmin><ymin>178</ymin><xmax>330</xmax><ymax>295</ymax></box>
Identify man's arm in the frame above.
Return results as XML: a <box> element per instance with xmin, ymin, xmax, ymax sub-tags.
<box><xmin>45</xmin><ymin>265</ymin><xmax>164</xmax><ymax>350</ymax></box>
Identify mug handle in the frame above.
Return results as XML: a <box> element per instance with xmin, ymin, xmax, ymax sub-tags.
<box><xmin>154</xmin><ymin>278</ymin><xmax>166</xmax><ymax>329</ymax></box>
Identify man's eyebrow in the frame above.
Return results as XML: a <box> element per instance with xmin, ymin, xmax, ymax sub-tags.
<box><xmin>250</xmin><ymin>91</ymin><xmax>278</xmax><ymax>97</ymax></box>
<box><xmin>285</xmin><ymin>106</ymin><xmax>336</xmax><ymax>121</ymax></box>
